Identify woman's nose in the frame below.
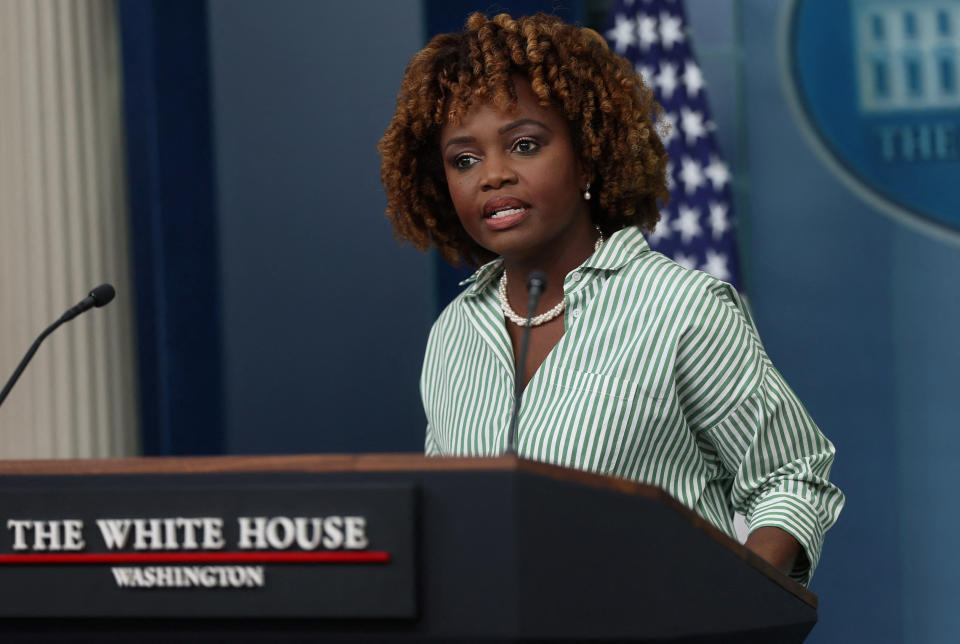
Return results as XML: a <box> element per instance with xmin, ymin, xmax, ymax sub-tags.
<box><xmin>481</xmin><ymin>153</ymin><xmax>518</xmax><ymax>190</ymax></box>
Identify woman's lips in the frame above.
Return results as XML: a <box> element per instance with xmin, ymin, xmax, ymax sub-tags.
<box><xmin>483</xmin><ymin>197</ymin><xmax>530</xmax><ymax>231</ymax></box>
<box><xmin>484</xmin><ymin>207</ymin><xmax>529</xmax><ymax>230</ymax></box>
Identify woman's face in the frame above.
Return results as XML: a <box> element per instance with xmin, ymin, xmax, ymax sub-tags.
<box><xmin>439</xmin><ymin>76</ymin><xmax>592</xmax><ymax>265</ymax></box>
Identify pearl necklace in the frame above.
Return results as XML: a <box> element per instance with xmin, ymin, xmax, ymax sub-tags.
<box><xmin>498</xmin><ymin>230</ymin><xmax>604</xmax><ymax>328</ymax></box>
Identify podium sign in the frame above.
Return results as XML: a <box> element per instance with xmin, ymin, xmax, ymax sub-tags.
<box><xmin>0</xmin><ymin>455</ymin><xmax>817</xmax><ymax>641</ymax></box>
<box><xmin>0</xmin><ymin>483</ymin><xmax>416</xmax><ymax>618</ymax></box>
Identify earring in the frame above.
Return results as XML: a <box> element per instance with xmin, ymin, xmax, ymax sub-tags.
<box><xmin>583</xmin><ymin>182</ymin><xmax>592</xmax><ymax>201</ymax></box>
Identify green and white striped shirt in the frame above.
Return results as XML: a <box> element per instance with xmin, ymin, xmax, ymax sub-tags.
<box><xmin>421</xmin><ymin>226</ymin><xmax>843</xmax><ymax>585</ymax></box>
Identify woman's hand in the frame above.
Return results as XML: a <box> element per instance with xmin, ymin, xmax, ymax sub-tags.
<box><xmin>744</xmin><ymin>526</ymin><xmax>804</xmax><ymax>577</ymax></box>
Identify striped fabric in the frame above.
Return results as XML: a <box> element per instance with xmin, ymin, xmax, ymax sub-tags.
<box><xmin>421</xmin><ymin>226</ymin><xmax>844</xmax><ymax>585</ymax></box>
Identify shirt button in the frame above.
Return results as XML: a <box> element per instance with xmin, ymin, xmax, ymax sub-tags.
<box><xmin>571</xmin><ymin>308</ymin><xmax>582</xmax><ymax>319</ymax></box>
<box><xmin>569</xmin><ymin>272</ymin><xmax>581</xmax><ymax>282</ymax></box>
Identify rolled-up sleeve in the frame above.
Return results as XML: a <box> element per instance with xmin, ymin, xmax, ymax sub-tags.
<box><xmin>678</xmin><ymin>280</ymin><xmax>844</xmax><ymax>585</ymax></box>
<box><xmin>704</xmin><ymin>366</ymin><xmax>844</xmax><ymax>585</ymax></box>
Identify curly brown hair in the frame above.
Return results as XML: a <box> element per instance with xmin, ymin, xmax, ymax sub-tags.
<box><xmin>379</xmin><ymin>12</ymin><xmax>670</xmax><ymax>268</ymax></box>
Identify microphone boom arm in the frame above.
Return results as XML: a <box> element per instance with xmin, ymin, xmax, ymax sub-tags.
<box><xmin>505</xmin><ymin>271</ymin><xmax>547</xmax><ymax>454</ymax></box>
<box><xmin>0</xmin><ymin>284</ymin><xmax>115</xmax><ymax>410</ymax></box>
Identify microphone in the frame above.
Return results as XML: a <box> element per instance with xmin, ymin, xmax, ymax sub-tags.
<box><xmin>61</xmin><ymin>283</ymin><xmax>115</xmax><ymax>322</ymax></box>
<box><xmin>505</xmin><ymin>270</ymin><xmax>548</xmax><ymax>455</ymax></box>
<box><xmin>526</xmin><ymin>271</ymin><xmax>547</xmax><ymax>310</ymax></box>
<box><xmin>0</xmin><ymin>284</ymin><xmax>116</xmax><ymax>409</ymax></box>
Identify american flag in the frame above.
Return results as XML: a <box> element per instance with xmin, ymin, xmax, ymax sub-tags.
<box><xmin>605</xmin><ymin>0</ymin><xmax>742</xmax><ymax>290</ymax></box>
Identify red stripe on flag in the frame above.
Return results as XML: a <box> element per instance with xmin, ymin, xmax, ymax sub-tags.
<box><xmin>0</xmin><ymin>551</ymin><xmax>390</xmax><ymax>564</ymax></box>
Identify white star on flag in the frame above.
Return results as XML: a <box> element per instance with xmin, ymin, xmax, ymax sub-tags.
<box><xmin>708</xmin><ymin>202</ymin><xmax>729</xmax><ymax>238</ymax></box>
<box><xmin>659</xmin><ymin>11</ymin><xmax>685</xmax><ymax>49</ymax></box>
<box><xmin>605</xmin><ymin>0</ymin><xmax>742</xmax><ymax>289</ymax></box>
<box><xmin>680</xmin><ymin>106</ymin><xmax>706</xmax><ymax>145</ymax></box>
<box><xmin>682</xmin><ymin>60</ymin><xmax>704</xmax><ymax>96</ymax></box>
<box><xmin>672</xmin><ymin>204</ymin><xmax>702</xmax><ymax>243</ymax></box>
<box><xmin>606</xmin><ymin>14</ymin><xmax>637</xmax><ymax>54</ymax></box>
<box><xmin>636</xmin><ymin>64</ymin><xmax>655</xmax><ymax>87</ymax></box>
<box><xmin>704</xmin><ymin>156</ymin><xmax>731</xmax><ymax>190</ymax></box>
<box><xmin>649</xmin><ymin>213</ymin><xmax>672</xmax><ymax>243</ymax></box>
<box><xmin>638</xmin><ymin>15</ymin><xmax>659</xmax><ymax>49</ymax></box>
<box><xmin>702</xmin><ymin>250</ymin><xmax>731</xmax><ymax>281</ymax></box>
<box><xmin>656</xmin><ymin>61</ymin><xmax>679</xmax><ymax>100</ymax></box>
<box><xmin>678</xmin><ymin>156</ymin><xmax>704</xmax><ymax>194</ymax></box>
<box><xmin>673</xmin><ymin>252</ymin><xmax>698</xmax><ymax>271</ymax></box>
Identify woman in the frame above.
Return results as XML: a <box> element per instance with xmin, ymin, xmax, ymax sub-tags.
<box><xmin>379</xmin><ymin>12</ymin><xmax>843</xmax><ymax>586</ymax></box>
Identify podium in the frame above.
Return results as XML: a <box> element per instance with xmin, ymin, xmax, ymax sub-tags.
<box><xmin>0</xmin><ymin>454</ymin><xmax>817</xmax><ymax>641</ymax></box>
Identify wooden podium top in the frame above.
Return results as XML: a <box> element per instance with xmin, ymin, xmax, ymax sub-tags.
<box><xmin>0</xmin><ymin>453</ymin><xmax>816</xmax><ymax>608</ymax></box>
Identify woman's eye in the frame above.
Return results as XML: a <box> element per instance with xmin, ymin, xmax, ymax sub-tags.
<box><xmin>454</xmin><ymin>154</ymin><xmax>478</xmax><ymax>170</ymax></box>
<box><xmin>513</xmin><ymin>138</ymin><xmax>539</xmax><ymax>154</ymax></box>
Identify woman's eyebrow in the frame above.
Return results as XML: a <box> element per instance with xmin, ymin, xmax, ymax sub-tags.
<box><xmin>443</xmin><ymin>119</ymin><xmax>552</xmax><ymax>150</ymax></box>
<box><xmin>443</xmin><ymin>136</ymin><xmax>475</xmax><ymax>150</ymax></box>
<box><xmin>499</xmin><ymin>118</ymin><xmax>551</xmax><ymax>134</ymax></box>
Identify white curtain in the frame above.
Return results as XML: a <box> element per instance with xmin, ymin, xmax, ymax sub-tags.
<box><xmin>0</xmin><ymin>0</ymin><xmax>138</xmax><ymax>457</ymax></box>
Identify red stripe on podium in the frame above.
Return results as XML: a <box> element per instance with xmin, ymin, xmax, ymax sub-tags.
<box><xmin>0</xmin><ymin>551</ymin><xmax>390</xmax><ymax>564</ymax></box>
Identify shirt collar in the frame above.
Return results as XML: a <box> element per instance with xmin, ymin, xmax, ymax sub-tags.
<box><xmin>581</xmin><ymin>226</ymin><xmax>650</xmax><ymax>271</ymax></box>
<box><xmin>459</xmin><ymin>257</ymin><xmax>503</xmax><ymax>296</ymax></box>
<box><xmin>458</xmin><ymin>226</ymin><xmax>651</xmax><ymax>297</ymax></box>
